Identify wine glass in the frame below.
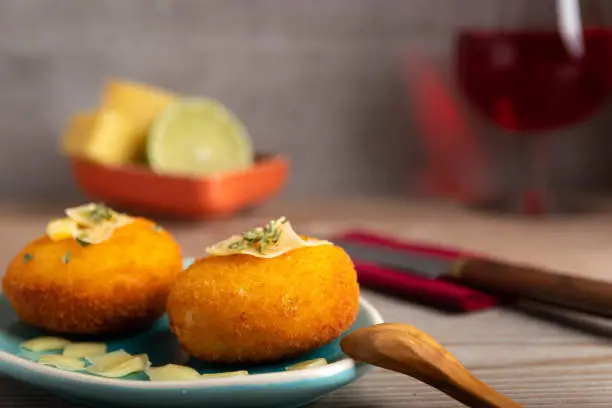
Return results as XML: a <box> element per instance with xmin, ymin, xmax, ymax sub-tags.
<box><xmin>454</xmin><ymin>2</ymin><xmax>612</xmax><ymax>214</ymax></box>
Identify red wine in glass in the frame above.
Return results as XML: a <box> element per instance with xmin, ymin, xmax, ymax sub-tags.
<box><xmin>455</xmin><ymin>28</ymin><xmax>612</xmax><ymax>213</ymax></box>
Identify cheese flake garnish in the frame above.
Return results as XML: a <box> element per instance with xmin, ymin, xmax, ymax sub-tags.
<box><xmin>146</xmin><ymin>364</ymin><xmax>201</xmax><ymax>381</ymax></box>
<box><xmin>205</xmin><ymin>217</ymin><xmax>332</xmax><ymax>258</ymax></box>
<box><xmin>19</xmin><ymin>337</ymin><xmax>71</xmax><ymax>352</ymax></box>
<box><xmin>46</xmin><ymin>202</ymin><xmax>134</xmax><ymax>245</ymax></box>
<box><xmin>38</xmin><ymin>355</ymin><xmax>86</xmax><ymax>371</ymax></box>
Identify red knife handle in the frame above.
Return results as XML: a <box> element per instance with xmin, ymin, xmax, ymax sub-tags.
<box><xmin>454</xmin><ymin>258</ymin><xmax>612</xmax><ymax>317</ymax></box>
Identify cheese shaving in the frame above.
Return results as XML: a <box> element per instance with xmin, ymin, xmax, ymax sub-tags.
<box><xmin>205</xmin><ymin>217</ymin><xmax>332</xmax><ymax>258</ymax></box>
<box><xmin>62</xmin><ymin>342</ymin><xmax>107</xmax><ymax>359</ymax></box>
<box><xmin>286</xmin><ymin>358</ymin><xmax>328</xmax><ymax>371</ymax></box>
<box><xmin>19</xmin><ymin>337</ymin><xmax>70</xmax><ymax>352</ymax></box>
<box><xmin>146</xmin><ymin>364</ymin><xmax>201</xmax><ymax>381</ymax></box>
<box><xmin>46</xmin><ymin>202</ymin><xmax>134</xmax><ymax>245</ymax></box>
<box><xmin>200</xmin><ymin>370</ymin><xmax>249</xmax><ymax>378</ymax></box>
<box><xmin>38</xmin><ymin>354</ymin><xmax>86</xmax><ymax>371</ymax></box>
<box><xmin>87</xmin><ymin>352</ymin><xmax>149</xmax><ymax>378</ymax></box>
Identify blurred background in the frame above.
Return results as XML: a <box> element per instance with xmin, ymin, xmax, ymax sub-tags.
<box><xmin>3</xmin><ymin>0</ymin><xmax>612</xmax><ymax>211</ymax></box>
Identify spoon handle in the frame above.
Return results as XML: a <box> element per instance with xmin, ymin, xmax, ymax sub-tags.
<box><xmin>341</xmin><ymin>323</ymin><xmax>522</xmax><ymax>408</ymax></box>
<box><xmin>406</xmin><ymin>346</ymin><xmax>521</xmax><ymax>408</ymax></box>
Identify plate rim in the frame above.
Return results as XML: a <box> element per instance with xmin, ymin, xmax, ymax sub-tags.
<box><xmin>0</xmin><ymin>296</ymin><xmax>383</xmax><ymax>389</ymax></box>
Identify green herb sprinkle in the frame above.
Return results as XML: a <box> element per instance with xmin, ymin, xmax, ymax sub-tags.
<box><xmin>22</xmin><ymin>253</ymin><xmax>33</xmax><ymax>264</ymax></box>
<box><xmin>76</xmin><ymin>238</ymin><xmax>91</xmax><ymax>247</ymax></box>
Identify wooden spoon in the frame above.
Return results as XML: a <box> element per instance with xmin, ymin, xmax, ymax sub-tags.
<box><xmin>340</xmin><ymin>323</ymin><xmax>522</xmax><ymax>408</ymax></box>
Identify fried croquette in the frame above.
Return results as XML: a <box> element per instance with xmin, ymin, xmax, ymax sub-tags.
<box><xmin>167</xmin><ymin>244</ymin><xmax>360</xmax><ymax>364</ymax></box>
<box><xmin>3</xmin><ymin>218</ymin><xmax>182</xmax><ymax>335</ymax></box>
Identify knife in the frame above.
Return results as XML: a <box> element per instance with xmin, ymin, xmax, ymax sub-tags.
<box><xmin>336</xmin><ymin>239</ymin><xmax>612</xmax><ymax>318</ymax></box>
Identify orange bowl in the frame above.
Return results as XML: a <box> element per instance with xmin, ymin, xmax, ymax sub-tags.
<box><xmin>70</xmin><ymin>154</ymin><xmax>289</xmax><ymax>219</ymax></box>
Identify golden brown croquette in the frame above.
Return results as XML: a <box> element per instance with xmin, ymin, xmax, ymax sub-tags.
<box><xmin>166</xmin><ymin>244</ymin><xmax>360</xmax><ymax>364</ymax></box>
<box><xmin>3</xmin><ymin>218</ymin><xmax>182</xmax><ymax>335</ymax></box>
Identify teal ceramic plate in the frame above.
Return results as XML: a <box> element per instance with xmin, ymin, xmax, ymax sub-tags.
<box><xmin>0</xmin><ymin>258</ymin><xmax>383</xmax><ymax>408</ymax></box>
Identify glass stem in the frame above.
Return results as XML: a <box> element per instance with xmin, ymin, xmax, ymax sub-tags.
<box><xmin>519</xmin><ymin>135</ymin><xmax>551</xmax><ymax>215</ymax></box>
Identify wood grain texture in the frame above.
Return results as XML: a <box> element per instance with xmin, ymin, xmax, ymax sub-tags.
<box><xmin>2</xmin><ymin>199</ymin><xmax>612</xmax><ymax>406</ymax></box>
<box><xmin>341</xmin><ymin>323</ymin><xmax>522</xmax><ymax>407</ymax></box>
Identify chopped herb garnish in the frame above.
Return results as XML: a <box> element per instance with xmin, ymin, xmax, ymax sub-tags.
<box><xmin>229</xmin><ymin>241</ymin><xmax>247</xmax><ymax>251</ymax></box>
<box><xmin>62</xmin><ymin>252</ymin><xmax>71</xmax><ymax>264</ymax></box>
<box><xmin>76</xmin><ymin>238</ymin><xmax>91</xmax><ymax>248</ymax></box>
<box><xmin>242</xmin><ymin>229</ymin><xmax>261</xmax><ymax>241</ymax></box>
<box><xmin>231</xmin><ymin>217</ymin><xmax>287</xmax><ymax>254</ymax></box>
<box><xmin>152</xmin><ymin>225</ymin><xmax>163</xmax><ymax>232</ymax></box>
<box><xmin>23</xmin><ymin>253</ymin><xmax>33</xmax><ymax>264</ymax></box>
<box><xmin>88</xmin><ymin>203</ymin><xmax>113</xmax><ymax>224</ymax></box>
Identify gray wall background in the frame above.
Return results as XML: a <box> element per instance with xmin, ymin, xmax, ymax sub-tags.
<box><xmin>2</xmin><ymin>0</ymin><xmax>612</xmax><ymax>200</ymax></box>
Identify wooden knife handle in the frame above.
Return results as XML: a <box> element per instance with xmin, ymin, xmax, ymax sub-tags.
<box><xmin>453</xmin><ymin>258</ymin><xmax>612</xmax><ymax>316</ymax></box>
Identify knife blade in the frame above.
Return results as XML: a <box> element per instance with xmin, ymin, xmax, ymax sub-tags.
<box><xmin>335</xmin><ymin>240</ymin><xmax>455</xmax><ymax>279</ymax></box>
<box><xmin>335</xmin><ymin>239</ymin><xmax>612</xmax><ymax>318</ymax></box>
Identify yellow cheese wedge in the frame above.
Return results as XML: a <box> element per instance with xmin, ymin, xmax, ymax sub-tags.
<box><xmin>46</xmin><ymin>218</ymin><xmax>80</xmax><ymax>241</ymax></box>
<box><xmin>60</xmin><ymin>109</ymin><xmax>143</xmax><ymax>165</ymax></box>
<box><xmin>62</xmin><ymin>342</ymin><xmax>107</xmax><ymax>359</ymax></box>
<box><xmin>286</xmin><ymin>358</ymin><xmax>328</xmax><ymax>371</ymax></box>
<box><xmin>20</xmin><ymin>337</ymin><xmax>71</xmax><ymax>352</ymax></box>
<box><xmin>200</xmin><ymin>370</ymin><xmax>249</xmax><ymax>378</ymax></box>
<box><xmin>146</xmin><ymin>364</ymin><xmax>201</xmax><ymax>381</ymax></box>
<box><xmin>60</xmin><ymin>112</ymin><xmax>96</xmax><ymax>159</ymax></box>
<box><xmin>206</xmin><ymin>217</ymin><xmax>332</xmax><ymax>259</ymax></box>
<box><xmin>38</xmin><ymin>355</ymin><xmax>86</xmax><ymax>371</ymax></box>
<box><xmin>100</xmin><ymin>79</ymin><xmax>176</xmax><ymax>162</ymax></box>
<box><xmin>100</xmin><ymin>79</ymin><xmax>175</xmax><ymax>126</ymax></box>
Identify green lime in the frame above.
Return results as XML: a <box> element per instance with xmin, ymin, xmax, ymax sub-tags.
<box><xmin>147</xmin><ymin>98</ymin><xmax>254</xmax><ymax>176</ymax></box>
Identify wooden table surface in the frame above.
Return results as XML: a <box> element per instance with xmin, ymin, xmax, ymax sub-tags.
<box><xmin>2</xmin><ymin>197</ymin><xmax>612</xmax><ymax>407</ymax></box>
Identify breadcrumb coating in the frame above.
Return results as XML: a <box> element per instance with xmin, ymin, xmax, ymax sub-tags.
<box><xmin>167</xmin><ymin>243</ymin><xmax>359</xmax><ymax>364</ymax></box>
<box><xmin>3</xmin><ymin>218</ymin><xmax>182</xmax><ymax>335</ymax></box>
